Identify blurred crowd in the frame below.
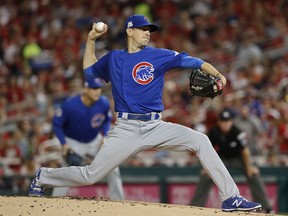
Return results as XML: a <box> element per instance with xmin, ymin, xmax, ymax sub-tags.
<box><xmin>0</xmin><ymin>0</ymin><xmax>288</xmax><ymax>193</ymax></box>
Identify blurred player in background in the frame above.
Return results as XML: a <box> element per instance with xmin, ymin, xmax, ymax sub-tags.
<box><xmin>191</xmin><ymin>108</ymin><xmax>272</xmax><ymax>213</ymax></box>
<box><xmin>51</xmin><ymin>78</ymin><xmax>124</xmax><ymax>200</ymax></box>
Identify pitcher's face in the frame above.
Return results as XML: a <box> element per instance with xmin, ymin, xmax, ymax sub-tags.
<box><xmin>129</xmin><ymin>26</ymin><xmax>151</xmax><ymax>47</ymax></box>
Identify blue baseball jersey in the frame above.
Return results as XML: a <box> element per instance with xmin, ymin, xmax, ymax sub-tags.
<box><xmin>84</xmin><ymin>46</ymin><xmax>204</xmax><ymax>113</ymax></box>
<box><xmin>53</xmin><ymin>95</ymin><xmax>112</xmax><ymax>145</ymax></box>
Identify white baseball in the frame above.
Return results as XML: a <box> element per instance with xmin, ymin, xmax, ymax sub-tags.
<box><xmin>95</xmin><ymin>22</ymin><xmax>105</xmax><ymax>32</ymax></box>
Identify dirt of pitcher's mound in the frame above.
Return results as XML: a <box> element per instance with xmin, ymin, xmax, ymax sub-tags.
<box><xmin>0</xmin><ymin>196</ymin><xmax>276</xmax><ymax>216</ymax></box>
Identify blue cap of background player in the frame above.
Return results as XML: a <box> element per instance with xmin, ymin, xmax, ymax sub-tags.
<box><xmin>125</xmin><ymin>14</ymin><xmax>159</xmax><ymax>32</ymax></box>
<box><xmin>218</xmin><ymin>109</ymin><xmax>234</xmax><ymax>121</ymax></box>
<box><xmin>84</xmin><ymin>78</ymin><xmax>102</xmax><ymax>89</ymax></box>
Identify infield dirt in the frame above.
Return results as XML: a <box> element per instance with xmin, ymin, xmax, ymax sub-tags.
<box><xmin>0</xmin><ymin>196</ymin><xmax>279</xmax><ymax>216</ymax></box>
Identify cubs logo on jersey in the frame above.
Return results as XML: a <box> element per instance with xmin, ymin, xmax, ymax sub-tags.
<box><xmin>91</xmin><ymin>113</ymin><xmax>105</xmax><ymax>128</ymax></box>
<box><xmin>132</xmin><ymin>62</ymin><xmax>154</xmax><ymax>85</ymax></box>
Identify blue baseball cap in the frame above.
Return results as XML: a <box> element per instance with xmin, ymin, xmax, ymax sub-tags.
<box><xmin>125</xmin><ymin>14</ymin><xmax>159</xmax><ymax>32</ymax></box>
<box><xmin>84</xmin><ymin>78</ymin><xmax>102</xmax><ymax>89</ymax></box>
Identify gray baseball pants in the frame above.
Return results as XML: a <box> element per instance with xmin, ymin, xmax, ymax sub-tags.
<box><xmin>52</xmin><ymin>135</ymin><xmax>124</xmax><ymax>200</ymax></box>
<box><xmin>39</xmin><ymin>118</ymin><xmax>239</xmax><ymax>201</ymax></box>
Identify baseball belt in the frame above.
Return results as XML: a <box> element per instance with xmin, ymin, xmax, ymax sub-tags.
<box><xmin>117</xmin><ymin>112</ymin><xmax>162</xmax><ymax>121</ymax></box>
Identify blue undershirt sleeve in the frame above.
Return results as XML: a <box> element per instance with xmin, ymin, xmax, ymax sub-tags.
<box><xmin>83</xmin><ymin>66</ymin><xmax>95</xmax><ymax>80</ymax></box>
<box><xmin>83</xmin><ymin>52</ymin><xmax>112</xmax><ymax>83</ymax></box>
<box><xmin>180</xmin><ymin>55</ymin><xmax>205</xmax><ymax>68</ymax></box>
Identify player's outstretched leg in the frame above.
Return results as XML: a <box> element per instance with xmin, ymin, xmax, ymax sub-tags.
<box><xmin>29</xmin><ymin>168</ymin><xmax>45</xmax><ymax>197</ymax></box>
<box><xmin>222</xmin><ymin>195</ymin><xmax>261</xmax><ymax>212</ymax></box>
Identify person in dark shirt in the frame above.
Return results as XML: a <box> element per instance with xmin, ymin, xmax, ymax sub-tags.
<box><xmin>191</xmin><ymin>108</ymin><xmax>272</xmax><ymax>213</ymax></box>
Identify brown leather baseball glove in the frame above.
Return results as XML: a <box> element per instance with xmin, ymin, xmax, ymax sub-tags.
<box><xmin>189</xmin><ymin>68</ymin><xmax>224</xmax><ymax>99</ymax></box>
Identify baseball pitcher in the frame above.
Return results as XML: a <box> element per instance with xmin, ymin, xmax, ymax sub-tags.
<box><xmin>29</xmin><ymin>14</ymin><xmax>261</xmax><ymax>212</ymax></box>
